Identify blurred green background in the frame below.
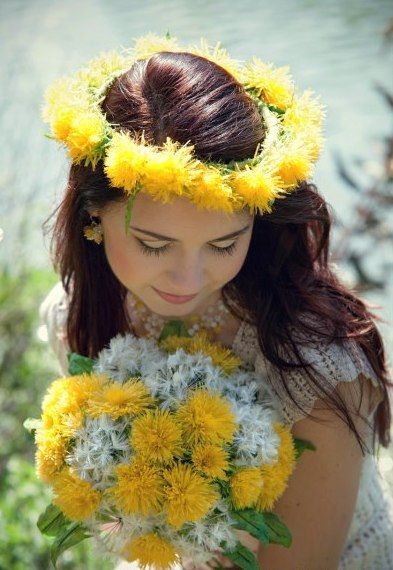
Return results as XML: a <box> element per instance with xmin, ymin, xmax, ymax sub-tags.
<box><xmin>0</xmin><ymin>0</ymin><xmax>392</xmax><ymax>568</ymax></box>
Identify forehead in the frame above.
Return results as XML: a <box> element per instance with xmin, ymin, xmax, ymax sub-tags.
<box><xmin>107</xmin><ymin>193</ymin><xmax>253</xmax><ymax>239</ymax></box>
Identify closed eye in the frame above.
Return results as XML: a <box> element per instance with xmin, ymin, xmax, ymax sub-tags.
<box><xmin>209</xmin><ymin>242</ymin><xmax>237</xmax><ymax>256</ymax></box>
<box><xmin>136</xmin><ymin>238</ymin><xmax>238</xmax><ymax>257</ymax></box>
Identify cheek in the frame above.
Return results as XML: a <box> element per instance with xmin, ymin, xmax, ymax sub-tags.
<box><xmin>211</xmin><ymin>246</ymin><xmax>249</xmax><ymax>285</ymax></box>
<box><xmin>103</xmin><ymin>236</ymin><xmax>156</xmax><ymax>287</ymax></box>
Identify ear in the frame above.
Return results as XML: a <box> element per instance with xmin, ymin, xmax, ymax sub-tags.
<box><xmin>87</xmin><ymin>209</ymin><xmax>100</xmax><ymax>218</ymax></box>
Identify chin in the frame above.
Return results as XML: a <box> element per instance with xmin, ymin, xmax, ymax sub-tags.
<box><xmin>151</xmin><ymin>301</ymin><xmax>197</xmax><ymax>317</ymax></box>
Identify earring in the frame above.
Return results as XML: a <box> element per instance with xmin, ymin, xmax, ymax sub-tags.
<box><xmin>83</xmin><ymin>216</ymin><xmax>103</xmax><ymax>244</ymax></box>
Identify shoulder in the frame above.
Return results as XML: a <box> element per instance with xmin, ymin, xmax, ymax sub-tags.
<box><xmin>253</xmin><ymin>312</ymin><xmax>383</xmax><ymax>429</ymax></box>
<box><xmin>39</xmin><ymin>281</ymin><xmax>70</xmax><ymax>375</ymax></box>
<box><xmin>39</xmin><ymin>281</ymin><xmax>68</xmax><ymax>320</ymax></box>
<box><xmin>39</xmin><ymin>281</ymin><xmax>69</xmax><ymax>338</ymax></box>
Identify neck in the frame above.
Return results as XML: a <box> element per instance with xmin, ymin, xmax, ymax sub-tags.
<box><xmin>125</xmin><ymin>288</ymin><xmax>234</xmax><ymax>341</ymax></box>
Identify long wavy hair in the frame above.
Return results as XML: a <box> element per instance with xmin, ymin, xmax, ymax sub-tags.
<box><xmin>44</xmin><ymin>51</ymin><xmax>392</xmax><ymax>456</ymax></box>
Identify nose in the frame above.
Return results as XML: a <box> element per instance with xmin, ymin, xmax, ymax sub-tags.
<box><xmin>166</xmin><ymin>252</ymin><xmax>205</xmax><ymax>294</ymax></box>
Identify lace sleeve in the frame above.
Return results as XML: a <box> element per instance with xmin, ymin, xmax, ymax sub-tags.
<box><xmin>39</xmin><ymin>281</ymin><xmax>70</xmax><ymax>376</ymax></box>
<box><xmin>254</xmin><ymin>332</ymin><xmax>383</xmax><ymax>430</ymax></box>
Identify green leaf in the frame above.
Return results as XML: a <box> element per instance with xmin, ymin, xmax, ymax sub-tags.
<box><xmin>67</xmin><ymin>352</ymin><xmax>95</xmax><ymax>375</ymax></box>
<box><xmin>293</xmin><ymin>437</ymin><xmax>316</xmax><ymax>460</ymax></box>
<box><xmin>23</xmin><ymin>417</ymin><xmax>42</xmax><ymax>434</ymax></box>
<box><xmin>50</xmin><ymin>522</ymin><xmax>91</xmax><ymax>567</ymax></box>
<box><xmin>125</xmin><ymin>191</ymin><xmax>139</xmax><ymax>235</ymax></box>
<box><xmin>231</xmin><ymin>509</ymin><xmax>269</xmax><ymax>545</ymax></box>
<box><xmin>158</xmin><ymin>319</ymin><xmax>191</xmax><ymax>342</ymax></box>
<box><xmin>263</xmin><ymin>512</ymin><xmax>292</xmax><ymax>548</ymax></box>
<box><xmin>37</xmin><ymin>504</ymin><xmax>70</xmax><ymax>537</ymax></box>
<box><xmin>222</xmin><ymin>542</ymin><xmax>259</xmax><ymax>570</ymax></box>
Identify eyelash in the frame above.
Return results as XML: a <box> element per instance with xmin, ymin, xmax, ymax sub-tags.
<box><xmin>137</xmin><ymin>240</ymin><xmax>237</xmax><ymax>258</ymax></box>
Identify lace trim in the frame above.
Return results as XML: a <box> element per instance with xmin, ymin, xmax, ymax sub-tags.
<box><xmin>232</xmin><ymin>320</ymin><xmax>383</xmax><ymax>429</ymax></box>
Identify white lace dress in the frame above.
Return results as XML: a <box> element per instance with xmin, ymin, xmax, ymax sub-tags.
<box><xmin>39</xmin><ymin>282</ymin><xmax>393</xmax><ymax>569</ymax></box>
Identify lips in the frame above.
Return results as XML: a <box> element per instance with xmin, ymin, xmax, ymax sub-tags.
<box><xmin>152</xmin><ymin>287</ymin><xmax>198</xmax><ymax>304</ymax></box>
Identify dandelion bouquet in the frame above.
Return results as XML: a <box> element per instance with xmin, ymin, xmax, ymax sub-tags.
<box><xmin>27</xmin><ymin>322</ymin><xmax>315</xmax><ymax>569</ymax></box>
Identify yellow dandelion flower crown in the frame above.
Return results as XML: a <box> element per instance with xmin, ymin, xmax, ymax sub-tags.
<box><xmin>42</xmin><ymin>32</ymin><xmax>325</xmax><ymax>219</ymax></box>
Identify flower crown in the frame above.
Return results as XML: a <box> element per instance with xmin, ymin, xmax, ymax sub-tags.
<box><xmin>42</xmin><ymin>33</ymin><xmax>325</xmax><ymax>217</ymax></box>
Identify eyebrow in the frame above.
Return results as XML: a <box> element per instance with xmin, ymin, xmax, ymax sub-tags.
<box><xmin>130</xmin><ymin>224</ymin><xmax>251</xmax><ymax>243</ymax></box>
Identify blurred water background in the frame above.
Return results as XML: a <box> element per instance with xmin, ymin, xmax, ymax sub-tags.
<box><xmin>0</xmin><ymin>0</ymin><xmax>392</xmax><ymax>568</ymax></box>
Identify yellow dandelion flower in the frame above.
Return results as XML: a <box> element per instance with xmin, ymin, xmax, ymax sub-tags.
<box><xmin>162</xmin><ymin>463</ymin><xmax>219</xmax><ymax>528</ymax></box>
<box><xmin>242</xmin><ymin>58</ymin><xmax>294</xmax><ymax>109</ymax></box>
<box><xmin>309</xmin><ymin>132</ymin><xmax>324</xmax><ymax>162</ymax></box>
<box><xmin>41</xmin><ymin>383</ymin><xmax>79</xmax><ymax>437</ymax></box>
<box><xmin>35</xmin><ymin>426</ymin><xmax>68</xmax><ymax>475</ymax></box>
<box><xmin>142</xmin><ymin>139</ymin><xmax>197</xmax><ymax>202</ymax></box>
<box><xmin>272</xmin><ymin>140</ymin><xmax>314</xmax><ymax>187</ymax></box>
<box><xmin>255</xmin><ymin>422</ymin><xmax>296</xmax><ymax>511</ymax></box>
<box><xmin>282</xmin><ymin>90</ymin><xmax>325</xmax><ymax>132</ymax></box>
<box><xmin>230</xmin><ymin>163</ymin><xmax>283</xmax><ymax>215</ymax></box>
<box><xmin>76</xmin><ymin>50</ymin><xmax>127</xmax><ymax>89</ymax></box>
<box><xmin>52</xmin><ymin>467</ymin><xmax>102</xmax><ymax>520</ymax></box>
<box><xmin>83</xmin><ymin>225</ymin><xmax>103</xmax><ymax>244</ymax></box>
<box><xmin>281</xmin><ymin>91</ymin><xmax>325</xmax><ymax>163</ymax></box>
<box><xmin>41</xmin><ymin>377</ymin><xmax>71</xmax><ymax>411</ymax></box>
<box><xmin>86</xmin><ymin>378</ymin><xmax>153</xmax><ymax>419</ymax></box>
<box><xmin>133</xmin><ymin>32</ymin><xmax>181</xmax><ymax>61</ymax></box>
<box><xmin>130</xmin><ymin>409</ymin><xmax>184</xmax><ymax>465</ymax></box>
<box><xmin>56</xmin><ymin>409</ymin><xmax>84</xmax><ymax>437</ymax></box>
<box><xmin>66</xmin><ymin>373</ymin><xmax>108</xmax><ymax>404</ymax></box>
<box><xmin>109</xmin><ymin>458</ymin><xmax>164</xmax><ymax>515</ymax></box>
<box><xmin>189</xmin><ymin>167</ymin><xmax>237</xmax><ymax>213</ymax></box>
<box><xmin>292</xmin><ymin>125</ymin><xmax>325</xmax><ymax>162</ymax></box>
<box><xmin>42</xmin><ymin>385</ymin><xmax>77</xmax><ymax>418</ymax></box>
<box><xmin>122</xmin><ymin>532</ymin><xmax>179</xmax><ymax>569</ymax></box>
<box><xmin>176</xmin><ymin>389</ymin><xmax>237</xmax><ymax>446</ymax></box>
<box><xmin>50</xmin><ymin>106</ymin><xmax>78</xmax><ymax>141</ymax></box>
<box><xmin>159</xmin><ymin>330</ymin><xmax>242</xmax><ymax>375</ymax></box>
<box><xmin>41</xmin><ymin>413</ymin><xmax>54</xmax><ymax>430</ymax></box>
<box><xmin>66</xmin><ymin>110</ymin><xmax>105</xmax><ymax>164</ymax></box>
<box><xmin>188</xmin><ymin>38</ymin><xmax>242</xmax><ymax>80</ymax></box>
<box><xmin>35</xmin><ymin>448</ymin><xmax>64</xmax><ymax>484</ymax></box>
<box><xmin>104</xmin><ymin>131</ymin><xmax>148</xmax><ymax>193</ymax></box>
<box><xmin>42</xmin><ymin>77</ymin><xmax>87</xmax><ymax>138</ymax></box>
<box><xmin>230</xmin><ymin>467</ymin><xmax>264</xmax><ymax>509</ymax></box>
<box><xmin>42</xmin><ymin>374</ymin><xmax>106</xmax><ymax>435</ymax></box>
<box><xmin>42</xmin><ymin>387</ymin><xmax>84</xmax><ymax>437</ymax></box>
<box><xmin>35</xmin><ymin>427</ymin><xmax>68</xmax><ymax>483</ymax></box>
<box><xmin>191</xmin><ymin>443</ymin><xmax>229</xmax><ymax>479</ymax></box>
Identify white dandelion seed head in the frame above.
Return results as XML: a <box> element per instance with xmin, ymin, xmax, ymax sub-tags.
<box><xmin>121</xmin><ymin>512</ymin><xmax>157</xmax><ymax>537</ymax></box>
<box><xmin>84</xmin><ymin>501</ymin><xmax>128</xmax><ymax>555</ymax></box>
<box><xmin>66</xmin><ymin>415</ymin><xmax>131</xmax><ymax>489</ymax></box>
<box><xmin>231</xmin><ymin>403</ymin><xmax>281</xmax><ymax>466</ymax></box>
<box><xmin>181</xmin><ymin>515</ymin><xmax>237</xmax><ymax>553</ymax></box>
<box><xmin>171</xmin><ymin>535</ymin><xmax>213</xmax><ymax>565</ymax></box>
<box><xmin>94</xmin><ymin>333</ymin><xmax>164</xmax><ymax>382</ymax></box>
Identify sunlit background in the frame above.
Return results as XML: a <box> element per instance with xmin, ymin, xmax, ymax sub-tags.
<box><xmin>1</xmin><ymin>1</ymin><xmax>392</xmax><ymax>568</ymax></box>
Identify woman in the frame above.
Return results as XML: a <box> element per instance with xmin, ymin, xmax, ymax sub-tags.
<box><xmin>39</xmin><ymin>35</ymin><xmax>393</xmax><ymax>568</ymax></box>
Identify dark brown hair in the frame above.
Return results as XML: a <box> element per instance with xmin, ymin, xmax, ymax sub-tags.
<box><xmin>45</xmin><ymin>51</ymin><xmax>392</xmax><ymax>456</ymax></box>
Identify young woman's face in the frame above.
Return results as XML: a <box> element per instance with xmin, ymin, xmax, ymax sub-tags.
<box><xmin>96</xmin><ymin>193</ymin><xmax>254</xmax><ymax>317</ymax></box>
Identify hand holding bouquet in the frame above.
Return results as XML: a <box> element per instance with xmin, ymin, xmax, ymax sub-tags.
<box><xmin>28</xmin><ymin>323</ymin><xmax>314</xmax><ymax>569</ymax></box>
